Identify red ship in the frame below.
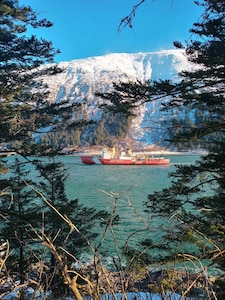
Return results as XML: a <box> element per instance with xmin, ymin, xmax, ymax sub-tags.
<box><xmin>80</xmin><ymin>148</ymin><xmax>170</xmax><ymax>166</ymax></box>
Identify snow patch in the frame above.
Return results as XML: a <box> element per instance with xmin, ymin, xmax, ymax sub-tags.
<box><xmin>43</xmin><ymin>50</ymin><xmax>194</xmax><ymax>146</ymax></box>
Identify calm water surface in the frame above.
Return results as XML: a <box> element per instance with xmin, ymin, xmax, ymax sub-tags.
<box><xmin>5</xmin><ymin>153</ymin><xmax>200</xmax><ymax>254</ymax></box>
<box><xmin>57</xmin><ymin>155</ymin><xmax>200</xmax><ymax>256</ymax></box>
<box><xmin>61</xmin><ymin>154</ymin><xmax>199</xmax><ymax>209</ymax></box>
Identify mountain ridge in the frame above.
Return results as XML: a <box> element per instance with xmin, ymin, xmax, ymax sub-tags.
<box><xmin>42</xmin><ymin>49</ymin><xmax>193</xmax><ymax>148</ymax></box>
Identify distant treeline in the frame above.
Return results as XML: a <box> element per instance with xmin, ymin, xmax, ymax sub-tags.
<box><xmin>5</xmin><ymin>107</ymin><xmax>216</xmax><ymax>152</ymax></box>
<box><xmin>39</xmin><ymin>112</ymin><xmax>133</xmax><ymax>149</ymax></box>
<box><xmin>38</xmin><ymin>107</ymin><xmax>217</xmax><ymax>151</ymax></box>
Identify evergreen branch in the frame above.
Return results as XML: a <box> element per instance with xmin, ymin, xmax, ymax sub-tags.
<box><xmin>27</xmin><ymin>182</ymin><xmax>75</xmax><ymax>230</ymax></box>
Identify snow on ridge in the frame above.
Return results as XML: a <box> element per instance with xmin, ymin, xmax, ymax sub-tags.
<box><xmin>60</xmin><ymin>49</ymin><xmax>185</xmax><ymax>64</ymax></box>
<box><xmin>43</xmin><ymin>49</ymin><xmax>192</xmax><ymax>146</ymax></box>
<box><xmin>63</xmin><ymin>49</ymin><xmax>188</xmax><ymax>83</ymax></box>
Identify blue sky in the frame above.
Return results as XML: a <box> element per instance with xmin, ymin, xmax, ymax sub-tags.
<box><xmin>20</xmin><ymin>0</ymin><xmax>204</xmax><ymax>62</ymax></box>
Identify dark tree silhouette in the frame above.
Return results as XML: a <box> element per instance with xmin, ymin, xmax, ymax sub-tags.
<box><xmin>97</xmin><ymin>0</ymin><xmax>225</xmax><ymax>297</ymax></box>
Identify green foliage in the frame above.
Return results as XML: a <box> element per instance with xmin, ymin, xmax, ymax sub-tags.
<box><xmin>38</xmin><ymin>111</ymin><xmax>133</xmax><ymax>149</ymax></box>
<box><xmin>96</xmin><ymin>0</ymin><xmax>225</xmax><ymax>297</ymax></box>
<box><xmin>0</xmin><ymin>157</ymin><xmax>40</xmax><ymax>283</ymax></box>
<box><xmin>40</xmin><ymin>128</ymin><xmax>82</xmax><ymax>149</ymax></box>
<box><xmin>0</xmin><ymin>0</ymin><xmax>84</xmax><ymax>155</ymax></box>
<box><xmin>0</xmin><ymin>155</ymin><xmax>115</xmax><ymax>296</ymax></box>
<box><xmin>35</xmin><ymin>158</ymin><xmax>106</xmax><ymax>259</ymax></box>
<box><xmin>31</xmin><ymin>157</ymin><xmax>113</xmax><ymax>295</ymax></box>
<box><xmin>85</xmin><ymin>112</ymin><xmax>133</xmax><ymax>146</ymax></box>
<box><xmin>0</xmin><ymin>1</ymin><xmax>112</xmax><ymax>297</ymax></box>
<box><xmin>141</xmin><ymin>1</ymin><xmax>225</xmax><ymax>296</ymax></box>
<box><xmin>97</xmin><ymin>80</ymin><xmax>150</xmax><ymax>117</ymax></box>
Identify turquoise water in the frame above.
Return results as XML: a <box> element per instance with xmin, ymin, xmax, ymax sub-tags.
<box><xmin>61</xmin><ymin>154</ymin><xmax>199</xmax><ymax>209</ymax></box>
<box><xmin>57</xmin><ymin>155</ymin><xmax>200</xmax><ymax>258</ymax></box>
<box><xmin>5</xmin><ymin>154</ymin><xmax>222</xmax><ymax>276</ymax></box>
<box><xmin>4</xmin><ymin>154</ymin><xmax>201</xmax><ymax>260</ymax></box>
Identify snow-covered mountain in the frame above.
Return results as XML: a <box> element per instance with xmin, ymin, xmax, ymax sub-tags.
<box><xmin>44</xmin><ymin>49</ymin><xmax>193</xmax><ymax>147</ymax></box>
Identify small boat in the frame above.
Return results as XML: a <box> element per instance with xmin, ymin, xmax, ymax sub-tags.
<box><xmin>80</xmin><ymin>155</ymin><xmax>101</xmax><ymax>164</ymax></box>
<box><xmin>80</xmin><ymin>156</ymin><xmax>96</xmax><ymax>164</ymax></box>
<box><xmin>81</xmin><ymin>148</ymin><xmax>170</xmax><ymax>165</ymax></box>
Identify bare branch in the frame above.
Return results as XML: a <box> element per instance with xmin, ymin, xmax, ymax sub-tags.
<box><xmin>118</xmin><ymin>0</ymin><xmax>146</xmax><ymax>32</ymax></box>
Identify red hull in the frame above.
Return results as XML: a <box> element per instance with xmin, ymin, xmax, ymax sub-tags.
<box><xmin>99</xmin><ymin>158</ymin><xmax>170</xmax><ymax>165</ymax></box>
<box><xmin>99</xmin><ymin>158</ymin><xmax>132</xmax><ymax>165</ymax></box>
<box><xmin>81</xmin><ymin>155</ymin><xmax>170</xmax><ymax>165</ymax></box>
<box><xmin>80</xmin><ymin>155</ymin><xmax>96</xmax><ymax>164</ymax></box>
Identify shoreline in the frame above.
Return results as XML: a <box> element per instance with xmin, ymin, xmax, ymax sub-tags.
<box><xmin>71</xmin><ymin>150</ymin><xmax>207</xmax><ymax>156</ymax></box>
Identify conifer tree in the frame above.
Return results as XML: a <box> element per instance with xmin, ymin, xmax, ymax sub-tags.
<box><xmin>0</xmin><ymin>0</ymin><xmax>81</xmax><ymax>155</ymax></box>
<box><xmin>0</xmin><ymin>1</ymin><xmax>98</xmax><ymax>297</ymax></box>
<box><xmin>36</xmin><ymin>158</ymin><xmax>104</xmax><ymax>258</ymax></box>
<box><xmin>144</xmin><ymin>0</ymin><xmax>225</xmax><ymax>283</ymax></box>
<box><xmin>0</xmin><ymin>157</ymin><xmax>39</xmax><ymax>285</ymax></box>
<box><xmin>98</xmin><ymin>0</ymin><xmax>225</xmax><ymax>296</ymax></box>
<box><xmin>34</xmin><ymin>157</ymin><xmax>112</xmax><ymax>296</ymax></box>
